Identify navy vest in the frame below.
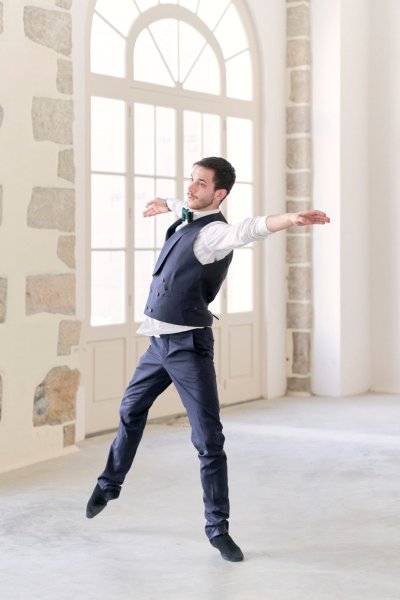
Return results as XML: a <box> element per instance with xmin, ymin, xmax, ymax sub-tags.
<box><xmin>143</xmin><ymin>213</ymin><xmax>233</xmax><ymax>327</ymax></box>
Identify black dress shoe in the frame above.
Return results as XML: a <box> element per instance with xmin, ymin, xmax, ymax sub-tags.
<box><xmin>210</xmin><ymin>534</ymin><xmax>244</xmax><ymax>562</ymax></box>
<box><xmin>86</xmin><ymin>484</ymin><xmax>120</xmax><ymax>519</ymax></box>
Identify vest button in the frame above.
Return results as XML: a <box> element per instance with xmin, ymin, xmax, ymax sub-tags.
<box><xmin>150</xmin><ymin>308</ymin><xmax>154</xmax><ymax>312</ymax></box>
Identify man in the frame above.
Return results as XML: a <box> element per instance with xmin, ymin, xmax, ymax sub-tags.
<box><xmin>86</xmin><ymin>157</ymin><xmax>330</xmax><ymax>562</ymax></box>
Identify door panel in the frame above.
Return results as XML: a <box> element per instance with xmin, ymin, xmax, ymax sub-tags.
<box><xmin>85</xmin><ymin>336</ymin><xmax>128</xmax><ymax>434</ymax></box>
<box><xmin>228</xmin><ymin>324</ymin><xmax>253</xmax><ymax>379</ymax></box>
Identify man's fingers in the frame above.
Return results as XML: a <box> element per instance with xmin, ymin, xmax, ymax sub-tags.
<box><xmin>298</xmin><ymin>210</ymin><xmax>330</xmax><ymax>225</ymax></box>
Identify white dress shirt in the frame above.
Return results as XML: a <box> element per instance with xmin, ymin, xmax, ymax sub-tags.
<box><xmin>137</xmin><ymin>198</ymin><xmax>272</xmax><ymax>337</ymax></box>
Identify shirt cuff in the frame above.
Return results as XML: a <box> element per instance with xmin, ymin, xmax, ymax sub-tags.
<box><xmin>166</xmin><ymin>198</ymin><xmax>185</xmax><ymax>213</ymax></box>
<box><xmin>255</xmin><ymin>216</ymin><xmax>273</xmax><ymax>236</ymax></box>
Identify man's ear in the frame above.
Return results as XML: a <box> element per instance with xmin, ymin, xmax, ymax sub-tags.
<box><xmin>216</xmin><ymin>189</ymin><xmax>228</xmax><ymax>204</ymax></box>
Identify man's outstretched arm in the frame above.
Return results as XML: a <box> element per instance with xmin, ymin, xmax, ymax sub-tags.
<box><xmin>266</xmin><ymin>210</ymin><xmax>330</xmax><ymax>232</ymax></box>
<box><xmin>143</xmin><ymin>199</ymin><xmax>330</xmax><ymax>231</ymax></box>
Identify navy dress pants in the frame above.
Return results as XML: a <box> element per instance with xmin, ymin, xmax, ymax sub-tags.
<box><xmin>98</xmin><ymin>328</ymin><xmax>229</xmax><ymax>540</ymax></box>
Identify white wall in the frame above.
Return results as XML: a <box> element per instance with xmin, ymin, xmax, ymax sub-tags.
<box><xmin>245</xmin><ymin>0</ymin><xmax>288</xmax><ymax>399</ymax></box>
<box><xmin>370</xmin><ymin>0</ymin><xmax>400</xmax><ymax>392</ymax></box>
<box><xmin>312</xmin><ymin>0</ymin><xmax>371</xmax><ymax>396</ymax></box>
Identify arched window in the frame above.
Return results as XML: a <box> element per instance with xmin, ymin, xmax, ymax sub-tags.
<box><xmin>86</xmin><ymin>0</ymin><xmax>261</xmax><ymax>431</ymax></box>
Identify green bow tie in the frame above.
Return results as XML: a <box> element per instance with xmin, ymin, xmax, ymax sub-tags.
<box><xmin>181</xmin><ymin>207</ymin><xmax>194</xmax><ymax>223</ymax></box>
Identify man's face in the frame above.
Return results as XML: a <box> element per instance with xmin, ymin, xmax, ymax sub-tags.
<box><xmin>186</xmin><ymin>166</ymin><xmax>226</xmax><ymax>211</ymax></box>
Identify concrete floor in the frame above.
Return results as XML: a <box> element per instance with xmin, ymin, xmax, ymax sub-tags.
<box><xmin>1</xmin><ymin>394</ymin><xmax>400</xmax><ymax>600</ymax></box>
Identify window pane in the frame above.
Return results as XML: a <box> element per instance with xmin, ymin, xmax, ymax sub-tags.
<box><xmin>135</xmin><ymin>0</ymin><xmax>158</xmax><ymax>11</ymax></box>
<box><xmin>156</xmin><ymin>178</ymin><xmax>176</xmax><ymax>199</ymax></box>
<box><xmin>149</xmin><ymin>20</ymin><xmax>178</xmax><ymax>81</ymax></box>
<box><xmin>178</xmin><ymin>0</ymin><xmax>198</xmax><ymax>11</ymax></box>
<box><xmin>183</xmin><ymin>45</ymin><xmax>220</xmax><ymax>95</ymax></box>
<box><xmin>226</xmin><ymin>117</ymin><xmax>253</xmax><ymax>182</ymax></box>
<box><xmin>156</xmin><ymin>179</ymin><xmax>176</xmax><ymax>247</ymax></box>
<box><xmin>179</xmin><ymin>22</ymin><xmax>206</xmax><ymax>83</ymax></box>
<box><xmin>134</xmin><ymin>104</ymin><xmax>154</xmax><ymax>175</ymax></box>
<box><xmin>91</xmin><ymin>251</ymin><xmax>125</xmax><ymax>325</ymax></box>
<box><xmin>197</xmin><ymin>0</ymin><xmax>230</xmax><ymax>31</ymax></box>
<box><xmin>91</xmin><ymin>14</ymin><xmax>125</xmax><ymax>77</ymax></box>
<box><xmin>227</xmin><ymin>249</ymin><xmax>253</xmax><ymax>313</ymax></box>
<box><xmin>156</xmin><ymin>107</ymin><xmax>176</xmax><ymax>176</ymax></box>
<box><xmin>92</xmin><ymin>175</ymin><xmax>126</xmax><ymax>248</ymax></box>
<box><xmin>184</xmin><ymin>111</ymin><xmax>201</xmax><ymax>176</ymax></box>
<box><xmin>214</xmin><ymin>4</ymin><xmax>248</xmax><ymax>59</ymax></box>
<box><xmin>134</xmin><ymin>251</ymin><xmax>156</xmax><ymax>321</ymax></box>
<box><xmin>134</xmin><ymin>177</ymin><xmax>155</xmax><ymax>248</ymax></box>
<box><xmin>227</xmin><ymin>183</ymin><xmax>253</xmax><ymax>223</ymax></box>
<box><xmin>134</xmin><ymin>29</ymin><xmax>174</xmax><ymax>87</ymax></box>
<box><xmin>91</xmin><ymin>97</ymin><xmax>126</xmax><ymax>173</ymax></box>
<box><xmin>203</xmin><ymin>114</ymin><xmax>221</xmax><ymax>157</ymax></box>
<box><xmin>95</xmin><ymin>0</ymin><xmax>139</xmax><ymax>36</ymax></box>
<box><xmin>226</xmin><ymin>50</ymin><xmax>252</xmax><ymax>101</ymax></box>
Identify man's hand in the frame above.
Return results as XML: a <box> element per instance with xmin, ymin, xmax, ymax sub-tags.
<box><xmin>266</xmin><ymin>210</ymin><xmax>330</xmax><ymax>232</ymax></box>
<box><xmin>290</xmin><ymin>210</ymin><xmax>330</xmax><ymax>227</ymax></box>
<box><xmin>143</xmin><ymin>198</ymin><xmax>170</xmax><ymax>218</ymax></box>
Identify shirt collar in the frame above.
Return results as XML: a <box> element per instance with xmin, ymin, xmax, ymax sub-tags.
<box><xmin>184</xmin><ymin>206</ymin><xmax>221</xmax><ymax>221</ymax></box>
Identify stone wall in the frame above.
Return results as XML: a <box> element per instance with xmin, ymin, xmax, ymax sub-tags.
<box><xmin>286</xmin><ymin>0</ymin><xmax>313</xmax><ymax>394</ymax></box>
<box><xmin>0</xmin><ymin>0</ymin><xmax>80</xmax><ymax>472</ymax></box>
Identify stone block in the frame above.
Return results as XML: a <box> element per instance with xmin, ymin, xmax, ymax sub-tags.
<box><xmin>58</xmin><ymin>320</ymin><xmax>81</xmax><ymax>355</ymax></box>
<box><xmin>0</xmin><ymin>104</ymin><xmax>3</xmax><ymax>127</ymax></box>
<box><xmin>287</xmin><ymin>172</ymin><xmax>311</xmax><ymax>197</ymax></box>
<box><xmin>290</xmin><ymin>69</ymin><xmax>311</xmax><ymax>103</ymax></box>
<box><xmin>26</xmin><ymin>274</ymin><xmax>75</xmax><ymax>315</ymax></box>
<box><xmin>0</xmin><ymin>374</ymin><xmax>2</xmax><ymax>420</ymax></box>
<box><xmin>32</xmin><ymin>97</ymin><xmax>73</xmax><ymax>144</ymax></box>
<box><xmin>28</xmin><ymin>187</ymin><xmax>75</xmax><ymax>232</ymax></box>
<box><xmin>56</xmin><ymin>0</ymin><xmax>72</xmax><ymax>9</ymax></box>
<box><xmin>287</xmin><ymin>4</ymin><xmax>309</xmax><ymax>38</ymax></box>
<box><xmin>0</xmin><ymin>277</ymin><xmax>7</xmax><ymax>322</ymax></box>
<box><xmin>63</xmin><ymin>423</ymin><xmax>75</xmax><ymax>446</ymax></box>
<box><xmin>287</xmin><ymin>39</ymin><xmax>310</xmax><ymax>68</ymax></box>
<box><xmin>292</xmin><ymin>331</ymin><xmax>310</xmax><ymax>375</ymax></box>
<box><xmin>288</xmin><ymin>266</ymin><xmax>311</xmax><ymax>301</ymax></box>
<box><xmin>287</xmin><ymin>302</ymin><xmax>312</xmax><ymax>329</ymax></box>
<box><xmin>286</xmin><ymin>200</ymin><xmax>311</xmax><ymax>213</ymax></box>
<box><xmin>0</xmin><ymin>3</ymin><xmax>3</xmax><ymax>34</ymax></box>
<box><xmin>287</xmin><ymin>138</ymin><xmax>311</xmax><ymax>170</ymax></box>
<box><xmin>24</xmin><ymin>7</ymin><xmax>71</xmax><ymax>56</ymax></box>
<box><xmin>57</xmin><ymin>59</ymin><xmax>73</xmax><ymax>94</ymax></box>
<box><xmin>287</xmin><ymin>106</ymin><xmax>310</xmax><ymax>134</ymax></box>
<box><xmin>33</xmin><ymin>366</ymin><xmax>80</xmax><ymax>426</ymax></box>
<box><xmin>287</xmin><ymin>376</ymin><xmax>310</xmax><ymax>394</ymax></box>
<box><xmin>58</xmin><ymin>149</ymin><xmax>75</xmax><ymax>182</ymax></box>
<box><xmin>0</xmin><ymin>185</ymin><xmax>3</xmax><ymax>226</ymax></box>
<box><xmin>287</xmin><ymin>234</ymin><xmax>311</xmax><ymax>263</ymax></box>
<box><xmin>57</xmin><ymin>235</ymin><xmax>75</xmax><ymax>268</ymax></box>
